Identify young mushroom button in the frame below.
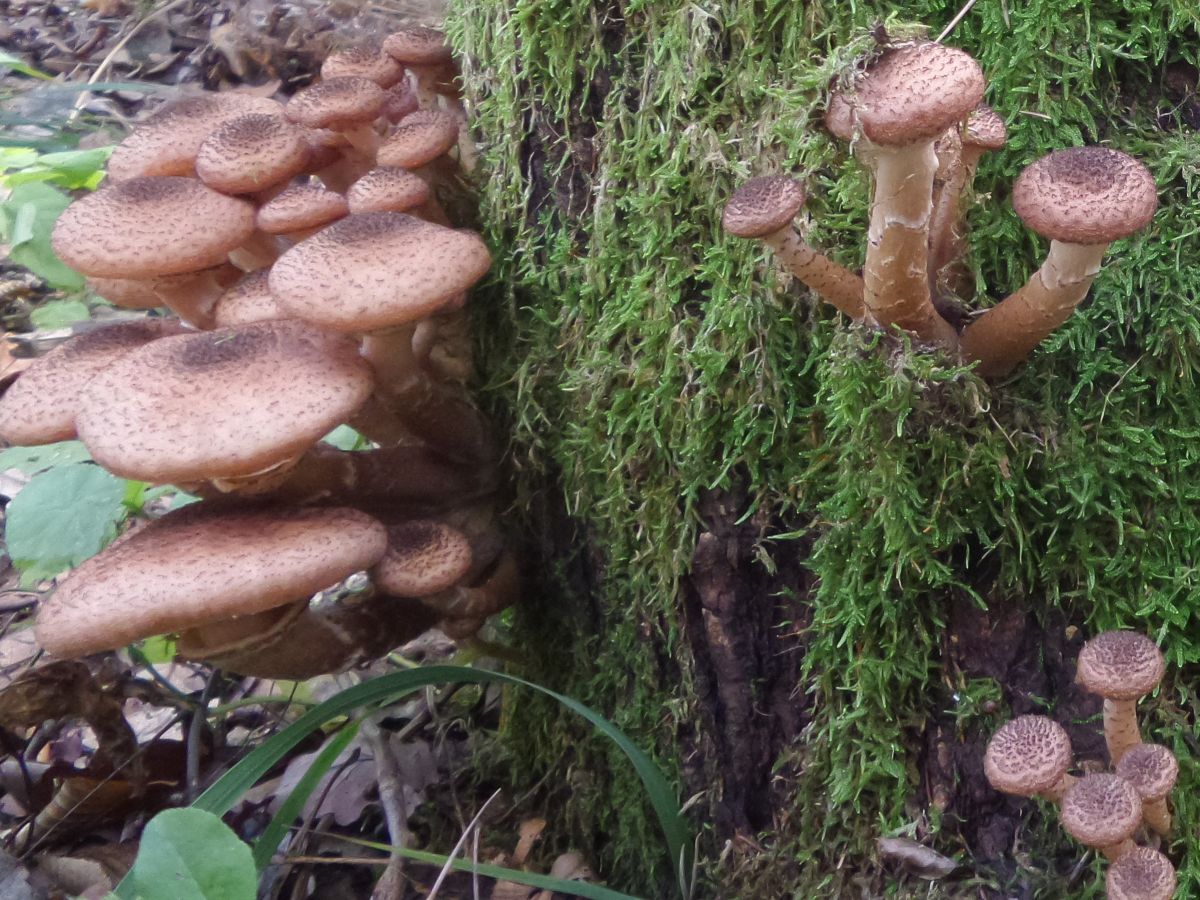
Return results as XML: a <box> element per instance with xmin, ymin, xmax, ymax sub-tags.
<box><xmin>1114</xmin><ymin>742</ymin><xmax>1178</xmax><ymax>836</ymax></box>
<box><xmin>1075</xmin><ymin>630</ymin><xmax>1165</xmax><ymax>765</ymax></box>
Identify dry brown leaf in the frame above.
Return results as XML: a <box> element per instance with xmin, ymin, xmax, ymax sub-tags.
<box><xmin>876</xmin><ymin>836</ymin><xmax>957</xmax><ymax>880</ymax></box>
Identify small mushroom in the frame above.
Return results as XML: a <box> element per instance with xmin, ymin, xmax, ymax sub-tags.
<box><xmin>958</xmin><ymin>147</ymin><xmax>1157</xmax><ymax>376</ymax></box>
<box><xmin>256</xmin><ymin>184</ymin><xmax>349</xmax><ymax>243</ymax></box>
<box><xmin>722</xmin><ymin>175</ymin><xmax>867</xmax><ymax>320</ymax></box>
<box><xmin>372</xmin><ymin>520</ymin><xmax>474</xmax><ymax>598</ymax></box>
<box><xmin>285</xmin><ymin>76</ymin><xmax>387</xmax><ymax>160</ymax></box>
<box><xmin>983</xmin><ymin>714</ymin><xmax>1074</xmax><ymax>803</ymax></box>
<box><xmin>1106</xmin><ymin>847</ymin><xmax>1177</xmax><ymax>900</ymax></box>
<box><xmin>195</xmin><ymin>113</ymin><xmax>311</xmax><ymax>198</ymax></box>
<box><xmin>346</xmin><ymin>166</ymin><xmax>431</xmax><ymax>215</ymax></box>
<box><xmin>212</xmin><ymin>269</ymin><xmax>283</xmax><ymax>328</ymax></box>
<box><xmin>1059</xmin><ymin>773</ymin><xmax>1142</xmax><ymax>862</ymax></box>
<box><xmin>1075</xmin><ymin>630</ymin><xmax>1165</xmax><ymax>765</ymax></box>
<box><xmin>1114</xmin><ymin>742</ymin><xmax>1177</xmax><ymax>836</ymax></box>
<box><xmin>382</xmin><ymin>27</ymin><xmax>456</xmax><ymax>110</ymax></box>
<box><xmin>321</xmin><ymin>45</ymin><xmax>406</xmax><ymax>88</ymax></box>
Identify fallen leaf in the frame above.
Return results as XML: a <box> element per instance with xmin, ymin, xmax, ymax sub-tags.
<box><xmin>877</xmin><ymin>836</ymin><xmax>957</xmax><ymax>880</ymax></box>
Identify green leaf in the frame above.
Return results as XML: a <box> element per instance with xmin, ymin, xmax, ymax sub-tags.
<box><xmin>321</xmin><ymin>424</ymin><xmax>367</xmax><ymax>450</ymax></box>
<box><xmin>29</xmin><ymin>298</ymin><xmax>90</xmax><ymax>330</ymax></box>
<box><xmin>0</xmin><ymin>182</ymin><xmax>83</xmax><ymax>290</ymax></box>
<box><xmin>4</xmin><ymin>463</ymin><xmax>127</xmax><ymax>582</ymax></box>
<box><xmin>137</xmin><ymin>635</ymin><xmax>177</xmax><ymax>666</ymax></box>
<box><xmin>0</xmin><ymin>50</ymin><xmax>52</xmax><ymax>80</ymax></box>
<box><xmin>0</xmin><ymin>440</ymin><xmax>92</xmax><ymax>474</ymax></box>
<box><xmin>0</xmin><ymin>147</ymin><xmax>112</xmax><ymax>189</ymax></box>
<box><xmin>129</xmin><ymin>809</ymin><xmax>256</xmax><ymax>900</ymax></box>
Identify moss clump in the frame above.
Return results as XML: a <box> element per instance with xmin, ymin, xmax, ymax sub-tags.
<box><xmin>450</xmin><ymin>0</ymin><xmax>1200</xmax><ymax>895</ymax></box>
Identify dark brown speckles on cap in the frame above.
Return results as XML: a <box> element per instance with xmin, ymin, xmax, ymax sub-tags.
<box><xmin>269</xmin><ymin>212</ymin><xmax>491</xmax><ymax>332</ymax></box>
<box><xmin>1060</xmin><ymin>774</ymin><xmax>1143</xmax><ymax>849</ymax></box>
<box><xmin>75</xmin><ymin>319</ymin><xmax>374</xmax><ymax>483</ymax></box>
<box><xmin>377</xmin><ymin>110</ymin><xmax>460</xmax><ymax>168</ymax></box>
<box><xmin>854</xmin><ymin>42</ymin><xmax>985</xmax><ymax>145</ymax></box>
<box><xmin>52</xmin><ymin>176</ymin><xmax>256</xmax><ymax>278</ymax></box>
<box><xmin>722</xmin><ymin>176</ymin><xmax>807</xmax><ymax>239</ymax></box>
<box><xmin>347</xmin><ymin>166</ymin><xmax>430</xmax><ymax>214</ymax></box>
<box><xmin>1012</xmin><ymin>147</ymin><xmax>1157</xmax><ymax>245</ymax></box>
<box><xmin>1107</xmin><ymin>847</ymin><xmax>1177</xmax><ymax>900</ymax></box>
<box><xmin>322</xmin><ymin>45</ymin><xmax>406</xmax><ymax>87</ymax></box>
<box><xmin>285</xmin><ymin>77</ymin><xmax>386</xmax><ymax>130</ymax></box>
<box><xmin>213</xmin><ymin>269</ymin><xmax>283</xmax><ymax>327</ymax></box>
<box><xmin>1076</xmin><ymin>630</ymin><xmax>1165</xmax><ymax>700</ymax></box>
<box><xmin>373</xmin><ymin>520</ymin><xmax>473</xmax><ymax>597</ymax></box>
<box><xmin>382</xmin><ymin>26</ymin><xmax>453</xmax><ymax>65</ymax></box>
<box><xmin>106</xmin><ymin>93</ymin><xmax>284</xmax><ymax>181</ymax></box>
<box><xmin>195</xmin><ymin>114</ymin><xmax>311</xmax><ymax>195</ymax></box>
<box><xmin>0</xmin><ymin>321</ymin><xmax>182</xmax><ymax>446</ymax></box>
<box><xmin>965</xmin><ymin>105</ymin><xmax>1007</xmax><ymax>150</ymax></box>
<box><xmin>1115</xmin><ymin>743</ymin><xmax>1178</xmax><ymax>801</ymax></box>
<box><xmin>983</xmin><ymin>715</ymin><xmax>1072</xmax><ymax>797</ymax></box>
<box><xmin>34</xmin><ymin>504</ymin><xmax>388</xmax><ymax>658</ymax></box>
<box><xmin>256</xmin><ymin>184</ymin><xmax>349</xmax><ymax>234</ymax></box>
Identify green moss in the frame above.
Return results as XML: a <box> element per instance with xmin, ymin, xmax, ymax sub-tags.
<box><xmin>449</xmin><ymin>0</ymin><xmax>1200</xmax><ymax>895</ymax></box>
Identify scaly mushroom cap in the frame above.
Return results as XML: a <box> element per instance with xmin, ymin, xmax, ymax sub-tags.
<box><xmin>269</xmin><ymin>212</ymin><xmax>491</xmax><ymax>332</ymax></box>
<box><xmin>195</xmin><ymin>114</ymin><xmax>311</xmax><ymax>195</ymax></box>
<box><xmin>285</xmin><ymin>77</ymin><xmax>386</xmax><ymax>130</ymax></box>
<box><xmin>1115</xmin><ymin>743</ymin><xmax>1179</xmax><ymax>802</ymax></box>
<box><xmin>964</xmin><ymin>105</ymin><xmax>1007</xmax><ymax>150</ymax></box>
<box><xmin>983</xmin><ymin>715</ymin><xmax>1072</xmax><ymax>797</ymax></box>
<box><xmin>75</xmin><ymin>320</ymin><xmax>374</xmax><ymax>483</ymax></box>
<box><xmin>346</xmin><ymin>166</ymin><xmax>431</xmax><ymax>214</ymax></box>
<box><xmin>382</xmin><ymin>80</ymin><xmax>420</xmax><ymax>123</ymax></box>
<box><xmin>0</xmin><ymin>321</ymin><xmax>182</xmax><ymax>445</ymax></box>
<box><xmin>372</xmin><ymin>520</ymin><xmax>473</xmax><ymax>597</ymax></box>
<box><xmin>376</xmin><ymin>110</ymin><xmax>460</xmax><ymax>168</ymax></box>
<box><xmin>106</xmin><ymin>93</ymin><xmax>284</xmax><ymax>181</ymax></box>
<box><xmin>35</xmin><ymin>504</ymin><xmax>388</xmax><ymax>659</ymax></box>
<box><xmin>1060</xmin><ymin>774</ymin><xmax>1143</xmax><ymax>849</ymax></box>
<box><xmin>722</xmin><ymin>176</ymin><xmax>807</xmax><ymax>239</ymax></box>
<box><xmin>256</xmin><ymin>184</ymin><xmax>349</xmax><ymax>235</ymax></box>
<box><xmin>212</xmin><ymin>269</ymin><xmax>283</xmax><ymax>327</ymax></box>
<box><xmin>1106</xmin><ymin>847</ymin><xmax>1177</xmax><ymax>900</ymax></box>
<box><xmin>51</xmin><ymin>176</ymin><xmax>256</xmax><ymax>278</ymax></box>
<box><xmin>1012</xmin><ymin>147</ymin><xmax>1157</xmax><ymax>245</ymax></box>
<box><xmin>854</xmin><ymin>42</ymin><xmax>985</xmax><ymax>145</ymax></box>
<box><xmin>1076</xmin><ymin>631</ymin><xmax>1165</xmax><ymax>701</ymax></box>
<box><xmin>823</xmin><ymin>90</ymin><xmax>858</xmax><ymax>142</ymax></box>
<box><xmin>321</xmin><ymin>46</ymin><xmax>406</xmax><ymax>87</ymax></box>
<box><xmin>382</xmin><ymin>26</ymin><xmax>453</xmax><ymax>66</ymax></box>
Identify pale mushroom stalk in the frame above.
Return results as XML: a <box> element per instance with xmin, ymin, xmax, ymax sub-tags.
<box><xmin>227</xmin><ymin>230</ymin><xmax>283</xmax><ymax>272</ymax></box>
<box><xmin>759</xmin><ymin>227</ymin><xmax>869</xmax><ymax>321</ymax></box>
<box><xmin>1075</xmin><ymin>630</ymin><xmax>1165</xmax><ymax>766</ymax></box>
<box><xmin>927</xmin><ymin>140</ymin><xmax>981</xmax><ymax>294</ymax></box>
<box><xmin>1101</xmin><ymin>692</ymin><xmax>1146</xmax><ymax>765</ymax></box>
<box><xmin>1141</xmin><ymin>796</ymin><xmax>1173</xmax><ymax>836</ymax></box>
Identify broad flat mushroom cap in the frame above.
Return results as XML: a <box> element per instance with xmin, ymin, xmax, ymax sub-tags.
<box><xmin>1060</xmin><ymin>774</ymin><xmax>1143</xmax><ymax>848</ymax></box>
<box><xmin>1106</xmin><ymin>847</ymin><xmax>1177</xmax><ymax>900</ymax></box>
<box><xmin>373</xmin><ymin>520</ymin><xmax>473</xmax><ymax>597</ymax></box>
<box><xmin>35</xmin><ymin>504</ymin><xmax>388</xmax><ymax>658</ymax></box>
<box><xmin>256</xmin><ymin>184</ymin><xmax>349</xmax><ymax>234</ymax></box>
<box><xmin>75</xmin><ymin>320</ymin><xmax>374</xmax><ymax>483</ymax></box>
<box><xmin>285</xmin><ymin>77</ymin><xmax>386</xmax><ymax>130</ymax></box>
<box><xmin>1076</xmin><ymin>630</ymin><xmax>1165</xmax><ymax>700</ymax></box>
<box><xmin>722</xmin><ymin>176</ymin><xmax>807</xmax><ymax>239</ymax></box>
<box><xmin>0</xmin><ymin>320</ymin><xmax>181</xmax><ymax>445</ymax></box>
<box><xmin>983</xmin><ymin>715</ymin><xmax>1072</xmax><ymax>796</ymax></box>
<box><xmin>51</xmin><ymin>176</ymin><xmax>256</xmax><ymax>278</ymax></box>
<box><xmin>1115</xmin><ymin>743</ymin><xmax>1178</xmax><ymax>801</ymax></box>
<box><xmin>1012</xmin><ymin>147</ymin><xmax>1157</xmax><ymax>245</ymax></box>
<box><xmin>213</xmin><ymin>269</ymin><xmax>283</xmax><ymax>327</ymax></box>
<box><xmin>321</xmin><ymin>46</ymin><xmax>406</xmax><ymax>87</ymax></box>
<box><xmin>269</xmin><ymin>212</ymin><xmax>492</xmax><ymax>332</ymax></box>
<box><xmin>854</xmin><ymin>42</ymin><xmax>985</xmax><ymax>145</ymax></box>
<box><xmin>377</xmin><ymin>110</ymin><xmax>460</xmax><ymax>168</ymax></box>
<box><xmin>347</xmin><ymin>166</ymin><xmax>431</xmax><ymax>213</ymax></box>
<box><xmin>382</xmin><ymin>26</ymin><xmax>453</xmax><ymax>65</ymax></box>
<box><xmin>195</xmin><ymin>114</ymin><xmax>311</xmax><ymax>195</ymax></box>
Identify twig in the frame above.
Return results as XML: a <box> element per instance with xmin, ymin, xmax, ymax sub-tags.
<box><xmin>364</xmin><ymin>714</ymin><xmax>410</xmax><ymax>899</ymax></box>
<box><xmin>426</xmin><ymin>789</ymin><xmax>502</xmax><ymax>900</ymax></box>
<box><xmin>186</xmin><ymin>670</ymin><xmax>219</xmax><ymax>802</ymax></box>
<box><xmin>936</xmin><ymin>0</ymin><xmax>980</xmax><ymax>42</ymax></box>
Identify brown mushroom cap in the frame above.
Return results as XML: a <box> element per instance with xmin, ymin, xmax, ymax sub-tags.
<box><xmin>285</xmin><ymin>77</ymin><xmax>386</xmax><ymax>130</ymax></box>
<box><xmin>51</xmin><ymin>177</ymin><xmax>256</xmax><ymax>278</ymax></box>
<box><xmin>372</xmin><ymin>520</ymin><xmax>473</xmax><ymax>597</ymax></box>
<box><xmin>376</xmin><ymin>110</ymin><xmax>460</xmax><ymax>169</ymax></box>
<box><xmin>75</xmin><ymin>320</ymin><xmax>374</xmax><ymax>483</ymax></box>
<box><xmin>382</xmin><ymin>80</ymin><xmax>420</xmax><ymax>124</ymax></box>
<box><xmin>382</xmin><ymin>26</ymin><xmax>453</xmax><ymax>66</ymax></box>
<box><xmin>1106</xmin><ymin>847</ymin><xmax>1177</xmax><ymax>900</ymax></box>
<box><xmin>722</xmin><ymin>176</ymin><xmax>806</xmax><ymax>239</ymax></box>
<box><xmin>256</xmin><ymin>184</ymin><xmax>349</xmax><ymax>235</ymax></box>
<box><xmin>195</xmin><ymin>114</ymin><xmax>310</xmax><ymax>195</ymax></box>
<box><xmin>823</xmin><ymin>90</ymin><xmax>857</xmax><ymax>142</ymax></box>
<box><xmin>0</xmin><ymin>321</ymin><xmax>182</xmax><ymax>446</ymax></box>
<box><xmin>1115</xmin><ymin>743</ymin><xmax>1179</xmax><ymax>802</ymax></box>
<box><xmin>106</xmin><ymin>93</ymin><xmax>285</xmax><ymax>182</ymax></box>
<box><xmin>321</xmin><ymin>45</ymin><xmax>406</xmax><ymax>87</ymax></box>
<box><xmin>1076</xmin><ymin>631</ymin><xmax>1165</xmax><ymax>701</ymax></box>
<box><xmin>1060</xmin><ymin>774</ymin><xmax>1143</xmax><ymax>849</ymax></box>
<box><xmin>964</xmin><ymin>105</ymin><xmax>1007</xmax><ymax>150</ymax></box>
<box><xmin>854</xmin><ymin>42</ymin><xmax>985</xmax><ymax>146</ymax></box>
<box><xmin>35</xmin><ymin>504</ymin><xmax>388</xmax><ymax>659</ymax></box>
<box><xmin>1012</xmin><ymin>147</ymin><xmax>1157</xmax><ymax>245</ymax></box>
<box><xmin>346</xmin><ymin>166</ymin><xmax>431</xmax><ymax>214</ymax></box>
<box><xmin>268</xmin><ymin>212</ymin><xmax>491</xmax><ymax>332</ymax></box>
<box><xmin>983</xmin><ymin>715</ymin><xmax>1073</xmax><ymax>797</ymax></box>
<box><xmin>212</xmin><ymin>269</ymin><xmax>283</xmax><ymax>327</ymax></box>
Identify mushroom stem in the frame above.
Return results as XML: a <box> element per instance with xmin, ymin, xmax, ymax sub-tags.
<box><xmin>863</xmin><ymin>141</ymin><xmax>958</xmax><ymax>346</ymax></box>
<box><xmin>153</xmin><ymin>265</ymin><xmax>241</xmax><ymax>329</ymax></box>
<box><xmin>341</xmin><ymin>123</ymin><xmax>382</xmax><ymax>161</ymax></box>
<box><xmin>1102</xmin><ymin>696</ymin><xmax>1145</xmax><ymax>765</ymax></box>
<box><xmin>1099</xmin><ymin>839</ymin><xmax>1136</xmax><ymax>863</ymax></box>
<box><xmin>759</xmin><ymin>227</ymin><xmax>869</xmax><ymax>321</ymax></box>
<box><xmin>929</xmin><ymin>145</ymin><xmax>989</xmax><ymax>298</ymax></box>
<box><xmin>959</xmin><ymin>240</ymin><xmax>1107</xmax><ymax>377</ymax></box>
<box><xmin>362</xmin><ymin>325</ymin><xmax>421</xmax><ymax>395</ymax></box>
<box><xmin>228</xmin><ymin>231</ymin><xmax>282</xmax><ymax>272</ymax></box>
<box><xmin>1041</xmin><ymin>772</ymin><xmax>1077</xmax><ymax>805</ymax></box>
<box><xmin>1142</xmin><ymin>797</ymin><xmax>1172</xmax><ymax>836</ymax></box>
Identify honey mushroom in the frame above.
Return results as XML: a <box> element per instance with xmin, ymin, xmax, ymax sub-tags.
<box><xmin>1106</xmin><ymin>847</ymin><xmax>1177</xmax><ymax>900</ymax></box>
<box><xmin>1059</xmin><ymin>773</ymin><xmax>1142</xmax><ymax>862</ymax></box>
<box><xmin>983</xmin><ymin>714</ymin><xmax>1074</xmax><ymax>803</ymax></box>
<box><xmin>1113</xmin><ymin>743</ymin><xmax>1177</xmax><ymax>836</ymax></box>
<box><xmin>1074</xmin><ymin>630</ymin><xmax>1165</xmax><ymax>765</ymax></box>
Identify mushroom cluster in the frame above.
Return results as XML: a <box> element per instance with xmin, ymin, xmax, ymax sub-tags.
<box><xmin>983</xmin><ymin>631</ymin><xmax>1176</xmax><ymax>898</ymax></box>
<box><xmin>722</xmin><ymin>40</ymin><xmax>1158</xmax><ymax>377</ymax></box>
<box><xmin>0</xmin><ymin>27</ymin><xmax>517</xmax><ymax>679</ymax></box>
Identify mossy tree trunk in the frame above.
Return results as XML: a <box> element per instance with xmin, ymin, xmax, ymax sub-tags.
<box><xmin>450</xmin><ymin>1</ymin><xmax>1200</xmax><ymax>895</ymax></box>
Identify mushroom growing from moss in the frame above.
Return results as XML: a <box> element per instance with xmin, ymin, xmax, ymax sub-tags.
<box><xmin>1075</xmin><ymin>630</ymin><xmax>1165</xmax><ymax>765</ymax></box>
<box><xmin>1059</xmin><ymin>773</ymin><xmax>1142</xmax><ymax>862</ymax></box>
<box><xmin>1106</xmin><ymin>847</ymin><xmax>1177</xmax><ymax>900</ymax></box>
<box><xmin>1114</xmin><ymin>742</ymin><xmax>1177</xmax><ymax>836</ymax></box>
<box><xmin>983</xmin><ymin>714</ymin><xmax>1074</xmax><ymax>803</ymax></box>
